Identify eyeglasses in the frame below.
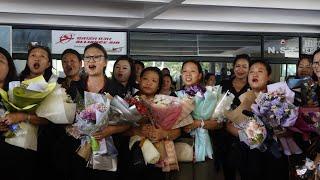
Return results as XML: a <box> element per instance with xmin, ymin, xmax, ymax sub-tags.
<box><xmin>313</xmin><ymin>61</ymin><xmax>320</xmax><ymax>67</ymax></box>
<box><xmin>83</xmin><ymin>55</ymin><xmax>104</xmax><ymax>62</ymax></box>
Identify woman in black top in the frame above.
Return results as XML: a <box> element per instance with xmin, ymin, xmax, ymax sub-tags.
<box><xmin>0</xmin><ymin>47</ymin><xmax>22</xmax><ymax>179</ymax></box>
<box><xmin>160</xmin><ymin>74</ymin><xmax>177</xmax><ymax>97</ymax></box>
<box><xmin>213</xmin><ymin>54</ymin><xmax>250</xmax><ymax>180</ymax></box>
<box><xmin>128</xmin><ymin>67</ymin><xmax>181</xmax><ymax>180</ymax></box>
<box><xmin>0</xmin><ymin>46</ymin><xmax>52</xmax><ymax>179</ymax></box>
<box><xmin>112</xmin><ymin>55</ymin><xmax>138</xmax><ymax>98</ymax></box>
<box><xmin>53</xmin><ymin>43</ymin><xmax>130</xmax><ymax>180</ymax></box>
<box><xmin>227</xmin><ymin>60</ymin><xmax>289</xmax><ymax>180</ymax></box>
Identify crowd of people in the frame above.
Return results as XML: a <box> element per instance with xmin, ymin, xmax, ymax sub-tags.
<box><xmin>0</xmin><ymin>42</ymin><xmax>319</xmax><ymax>180</ymax></box>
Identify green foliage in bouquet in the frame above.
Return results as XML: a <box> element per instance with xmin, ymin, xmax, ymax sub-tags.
<box><xmin>0</xmin><ymin>76</ymin><xmax>56</xmax><ymax>112</ymax></box>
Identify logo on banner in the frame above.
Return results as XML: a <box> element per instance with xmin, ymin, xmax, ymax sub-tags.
<box><xmin>56</xmin><ymin>33</ymin><xmax>75</xmax><ymax>44</ymax></box>
<box><xmin>280</xmin><ymin>39</ymin><xmax>287</xmax><ymax>45</ymax></box>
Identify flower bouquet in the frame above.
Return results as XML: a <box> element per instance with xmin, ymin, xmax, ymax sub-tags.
<box><xmin>251</xmin><ymin>90</ymin><xmax>298</xmax><ymax>128</ymax></box>
<box><xmin>251</xmin><ymin>82</ymin><xmax>302</xmax><ymax>156</ymax></box>
<box><xmin>0</xmin><ymin>76</ymin><xmax>56</xmax><ymax>112</ymax></box>
<box><xmin>126</xmin><ymin>96</ymin><xmax>149</xmax><ymax>115</ymax></box>
<box><xmin>147</xmin><ymin>94</ymin><xmax>182</xmax><ymax>130</ymax></box>
<box><xmin>36</xmin><ymin>84</ymin><xmax>76</xmax><ymax>124</ymax></box>
<box><xmin>301</xmin><ymin>78</ymin><xmax>319</xmax><ymax>107</ymax></box>
<box><xmin>177</xmin><ymin>84</ymin><xmax>217</xmax><ymax>162</ymax></box>
<box><xmin>0</xmin><ymin>75</ymin><xmax>56</xmax><ymax>151</ymax></box>
<box><xmin>108</xmin><ymin>95</ymin><xmax>148</xmax><ymax>125</ymax></box>
<box><xmin>291</xmin><ymin>107</ymin><xmax>320</xmax><ymax>140</ymax></box>
<box><xmin>171</xmin><ymin>96</ymin><xmax>194</xmax><ymax>129</ymax></box>
<box><xmin>238</xmin><ymin>115</ymin><xmax>267</xmax><ymax>149</ymax></box>
<box><xmin>73</xmin><ymin>91</ymin><xmax>118</xmax><ymax>171</ymax></box>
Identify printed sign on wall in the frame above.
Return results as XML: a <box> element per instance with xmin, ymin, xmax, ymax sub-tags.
<box><xmin>52</xmin><ymin>30</ymin><xmax>127</xmax><ymax>55</ymax></box>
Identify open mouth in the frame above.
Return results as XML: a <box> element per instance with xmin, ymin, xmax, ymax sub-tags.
<box><xmin>118</xmin><ymin>73</ymin><xmax>123</xmax><ymax>78</ymax></box>
<box><xmin>33</xmin><ymin>63</ymin><xmax>40</xmax><ymax>69</ymax></box>
<box><xmin>88</xmin><ymin>65</ymin><xmax>96</xmax><ymax>70</ymax></box>
<box><xmin>65</xmin><ymin>67</ymin><xmax>73</xmax><ymax>73</ymax></box>
<box><xmin>252</xmin><ymin>78</ymin><xmax>258</xmax><ymax>83</ymax></box>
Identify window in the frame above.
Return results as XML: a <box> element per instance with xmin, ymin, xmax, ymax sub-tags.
<box><xmin>13</xmin><ymin>29</ymin><xmax>51</xmax><ymax>53</ymax></box>
<box><xmin>302</xmin><ymin>37</ymin><xmax>320</xmax><ymax>55</ymax></box>
<box><xmin>197</xmin><ymin>35</ymin><xmax>261</xmax><ymax>57</ymax></box>
<box><xmin>130</xmin><ymin>32</ymin><xmax>197</xmax><ymax>56</ymax></box>
<box><xmin>264</xmin><ymin>36</ymin><xmax>299</xmax><ymax>58</ymax></box>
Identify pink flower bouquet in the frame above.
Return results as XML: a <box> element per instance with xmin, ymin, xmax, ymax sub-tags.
<box><xmin>148</xmin><ymin>95</ymin><xmax>183</xmax><ymax>130</ymax></box>
<box><xmin>238</xmin><ymin>116</ymin><xmax>267</xmax><ymax>149</ymax></box>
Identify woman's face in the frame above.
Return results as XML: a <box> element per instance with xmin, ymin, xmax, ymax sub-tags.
<box><xmin>297</xmin><ymin>58</ymin><xmax>312</xmax><ymax>78</ymax></box>
<box><xmin>313</xmin><ymin>53</ymin><xmax>320</xmax><ymax>79</ymax></box>
<box><xmin>0</xmin><ymin>53</ymin><xmax>9</xmax><ymax>84</ymax></box>
<box><xmin>114</xmin><ymin>60</ymin><xmax>131</xmax><ymax>85</ymax></box>
<box><xmin>84</xmin><ymin>47</ymin><xmax>107</xmax><ymax>76</ymax></box>
<box><xmin>135</xmin><ymin>64</ymin><xmax>143</xmax><ymax>81</ymax></box>
<box><xmin>206</xmin><ymin>75</ymin><xmax>216</xmax><ymax>86</ymax></box>
<box><xmin>248</xmin><ymin>63</ymin><xmax>270</xmax><ymax>92</ymax></box>
<box><xmin>28</xmin><ymin>48</ymin><xmax>50</xmax><ymax>76</ymax></box>
<box><xmin>234</xmin><ymin>58</ymin><xmax>249</xmax><ymax>79</ymax></box>
<box><xmin>62</xmin><ymin>53</ymin><xmax>82</xmax><ymax>78</ymax></box>
<box><xmin>162</xmin><ymin>76</ymin><xmax>172</xmax><ymax>91</ymax></box>
<box><xmin>139</xmin><ymin>70</ymin><xmax>160</xmax><ymax>97</ymax></box>
<box><xmin>182</xmin><ymin>62</ymin><xmax>202</xmax><ymax>87</ymax></box>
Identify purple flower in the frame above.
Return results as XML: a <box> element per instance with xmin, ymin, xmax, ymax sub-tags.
<box><xmin>184</xmin><ymin>84</ymin><xmax>206</xmax><ymax>97</ymax></box>
<box><xmin>252</xmin><ymin>91</ymin><xmax>298</xmax><ymax>128</ymax></box>
<box><xmin>79</xmin><ymin>103</ymin><xmax>108</xmax><ymax>122</ymax></box>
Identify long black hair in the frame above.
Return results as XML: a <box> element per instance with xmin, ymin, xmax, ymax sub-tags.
<box><xmin>0</xmin><ymin>47</ymin><xmax>18</xmax><ymax>90</ymax></box>
<box><xmin>20</xmin><ymin>45</ymin><xmax>53</xmax><ymax>82</ymax></box>
<box><xmin>112</xmin><ymin>55</ymin><xmax>136</xmax><ymax>89</ymax></box>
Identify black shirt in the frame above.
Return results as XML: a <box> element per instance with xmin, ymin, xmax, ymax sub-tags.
<box><xmin>221</xmin><ymin>79</ymin><xmax>250</xmax><ymax>108</ymax></box>
<box><xmin>57</xmin><ymin>77</ymin><xmax>84</xmax><ymax>100</ymax></box>
<box><xmin>68</xmin><ymin>76</ymin><xmax>123</xmax><ymax>101</ymax></box>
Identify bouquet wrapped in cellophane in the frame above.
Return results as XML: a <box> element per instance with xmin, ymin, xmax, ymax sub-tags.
<box><xmin>251</xmin><ymin>82</ymin><xmax>302</xmax><ymax>156</ymax></box>
<box><xmin>73</xmin><ymin>91</ymin><xmax>118</xmax><ymax>172</ymax></box>
<box><xmin>287</xmin><ymin>77</ymin><xmax>320</xmax><ymax>141</ymax></box>
<box><xmin>238</xmin><ymin>115</ymin><xmax>267</xmax><ymax>149</ymax></box>
<box><xmin>0</xmin><ymin>75</ymin><xmax>56</xmax><ymax>151</ymax></box>
<box><xmin>211</xmin><ymin>88</ymin><xmax>235</xmax><ymax>123</ymax></box>
<box><xmin>142</xmin><ymin>94</ymin><xmax>193</xmax><ymax>172</ymax></box>
<box><xmin>147</xmin><ymin>94</ymin><xmax>194</xmax><ymax>131</ymax></box>
<box><xmin>108</xmin><ymin>95</ymin><xmax>148</xmax><ymax>126</ymax></box>
<box><xmin>288</xmin><ymin>76</ymin><xmax>319</xmax><ymax>107</ymax></box>
<box><xmin>177</xmin><ymin>85</ymin><xmax>220</xmax><ymax>162</ymax></box>
<box><xmin>148</xmin><ymin>94</ymin><xmax>182</xmax><ymax>130</ymax></box>
<box><xmin>36</xmin><ymin>84</ymin><xmax>76</xmax><ymax>124</ymax></box>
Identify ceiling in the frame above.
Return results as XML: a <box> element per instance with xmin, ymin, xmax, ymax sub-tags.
<box><xmin>1</xmin><ymin>0</ymin><xmax>320</xmax><ymax>33</ymax></box>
